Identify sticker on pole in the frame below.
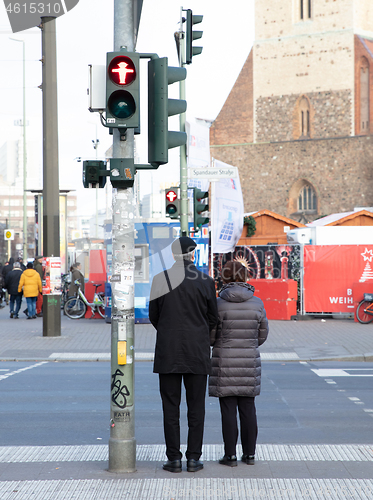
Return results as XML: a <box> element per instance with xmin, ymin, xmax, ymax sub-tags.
<box><xmin>3</xmin><ymin>0</ymin><xmax>80</xmax><ymax>33</ymax></box>
<box><xmin>4</xmin><ymin>229</ymin><xmax>14</xmax><ymax>240</ymax></box>
<box><xmin>42</xmin><ymin>257</ymin><xmax>62</xmax><ymax>295</ymax></box>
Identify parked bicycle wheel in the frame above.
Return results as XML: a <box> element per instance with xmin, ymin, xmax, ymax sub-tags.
<box><xmin>356</xmin><ymin>300</ymin><xmax>373</xmax><ymax>324</ymax></box>
<box><xmin>64</xmin><ymin>297</ymin><xmax>87</xmax><ymax>319</ymax></box>
<box><xmin>97</xmin><ymin>294</ymin><xmax>105</xmax><ymax>318</ymax></box>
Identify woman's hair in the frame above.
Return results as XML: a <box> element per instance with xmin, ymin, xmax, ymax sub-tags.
<box><xmin>70</xmin><ymin>262</ymin><xmax>80</xmax><ymax>271</ymax></box>
<box><xmin>221</xmin><ymin>260</ymin><xmax>248</xmax><ymax>284</ymax></box>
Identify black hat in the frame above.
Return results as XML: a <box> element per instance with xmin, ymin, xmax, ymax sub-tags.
<box><xmin>171</xmin><ymin>236</ymin><xmax>197</xmax><ymax>255</ymax></box>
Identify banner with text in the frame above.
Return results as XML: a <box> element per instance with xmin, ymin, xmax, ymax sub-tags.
<box><xmin>211</xmin><ymin>159</ymin><xmax>244</xmax><ymax>254</ymax></box>
<box><xmin>304</xmin><ymin>245</ymin><xmax>373</xmax><ymax>313</ymax></box>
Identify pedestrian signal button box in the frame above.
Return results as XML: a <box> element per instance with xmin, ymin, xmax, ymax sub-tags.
<box><xmin>118</xmin><ymin>341</ymin><xmax>127</xmax><ymax>365</ymax></box>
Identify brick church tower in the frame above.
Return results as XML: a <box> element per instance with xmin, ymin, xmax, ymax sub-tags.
<box><xmin>210</xmin><ymin>0</ymin><xmax>373</xmax><ymax>221</ymax></box>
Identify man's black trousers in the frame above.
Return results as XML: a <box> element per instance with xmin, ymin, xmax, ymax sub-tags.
<box><xmin>159</xmin><ymin>373</ymin><xmax>207</xmax><ymax>461</ymax></box>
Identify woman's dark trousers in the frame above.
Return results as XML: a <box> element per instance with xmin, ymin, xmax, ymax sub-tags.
<box><xmin>219</xmin><ymin>396</ymin><xmax>258</xmax><ymax>457</ymax></box>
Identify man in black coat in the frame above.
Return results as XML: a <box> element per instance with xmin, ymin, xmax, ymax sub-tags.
<box><xmin>5</xmin><ymin>262</ymin><xmax>23</xmax><ymax>318</ymax></box>
<box><xmin>149</xmin><ymin>236</ymin><xmax>218</xmax><ymax>473</ymax></box>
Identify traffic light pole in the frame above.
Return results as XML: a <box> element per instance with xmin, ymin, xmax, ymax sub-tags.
<box><xmin>178</xmin><ymin>12</ymin><xmax>189</xmax><ymax>237</ymax></box>
<box><xmin>41</xmin><ymin>17</ymin><xmax>61</xmax><ymax>337</ymax></box>
<box><xmin>108</xmin><ymin>0</ymin><xmax>136</xmax><ymax>473</ymax></box>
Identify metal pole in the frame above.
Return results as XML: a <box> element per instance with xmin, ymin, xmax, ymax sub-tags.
<box><xmin>108</xmin><ymin>0</ymin><xmax>136</xmax><ymax>473</ymax></box>
<box><xmin>300</xmin><ymin>243</ymin><xmax>304</xmax><ymax>315</ymax></box>
<box><xmin>93</xmin><ymin>128</ymin><xmax>99</xmax><ymax>238</ymax></box>
<box><xmin>22</xmin><ymin>40</ymin><xmax>27</xmax><ymax>261</ymax></box>
<box><xmin>179</xmin><ymin>8</ymin><xmax>188</xmax><ymax>236</ymax></box>
<box><xmin>41</xmin><ymin>17</ymin><xmax>61</xmax><ymax>337</ymax></box>
<box><xmin>210</xmin><ymin>162</ymin><xmax>215</xmax><ymax>278</ymax></box>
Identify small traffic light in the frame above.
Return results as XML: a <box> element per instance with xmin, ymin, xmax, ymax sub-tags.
<box><xmin>165</xmin><ymin>187</ymin><xmax>180</xmax><ymax>219</ymax></box>
<box><xmin>148</xmin><ymin>57</ymin><xmax>187</xmax><ymax>167</ymax></box>
<box><xmin>109</xmin><ymin>158</ymin><xmax>136</xmax><ymax>189</ymax></box>
<box><xmin>193</xmin><ymin>187</ymin><xmax>209</xmax><ymax>228</ymax></box>
<box><xmin>105</xmin><ymin>50</ymin><xmax>140</xmax><ymax>130</ymax></box>
<box><xmin>83</xmin><ymin>161</ymin><xmax>107</xmax><ymax>188</ymax></box>
<box><xmin>185</xmin><ymin>9</ymin><xmax>203</xmax><ymax>65</ymax></box>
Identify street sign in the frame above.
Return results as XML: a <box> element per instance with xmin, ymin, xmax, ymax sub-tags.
<box><xmin>4</xmin><ymin>229</ymin><xmax>14</xmax><ymax>241</ymax></box>
<box><xmin>188</xmin><ymin>166</ymin><xmax>238</xmax><ymax>179</ymax></box>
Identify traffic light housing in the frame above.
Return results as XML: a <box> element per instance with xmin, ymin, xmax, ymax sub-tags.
<box><xmin>105</xmin><ymin>50</ymin><xmax>140</xmax><ymax>130</ymax></box>
<box><xmin>82</xmin><ymin>160</ymin><xmax>107</xmax><ymax>188</ymax></box>
<box><xmin>193</xmin><ymin>187</ymin><xmax>209</xmax><ymax>228</ymax></box>
<box><xmin>165</xmin><ymin>187</ymin><xmax>180</xmax><ymax>219</ymax></box>
<box><xmin>148</xmin><ymin>57</ymin><xmax>187</xmax><ymax>167</ymax></box>
<box><xmin>185</xmin><ymin>9</ymin><xmax>203</xmax><ymax>65</ymax></box>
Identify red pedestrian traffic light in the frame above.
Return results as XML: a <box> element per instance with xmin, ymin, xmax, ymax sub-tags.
<box><xmin>165</xmin><ymin>188</ymin><xmax>180</xmax><ymax>219</ymax></box>
<box><xmin>105</xmin><ymin>51</ymin><xmax>140</xmax><ymax>129</ymax></box>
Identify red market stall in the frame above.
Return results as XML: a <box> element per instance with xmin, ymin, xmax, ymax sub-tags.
<box><xmin>303</xmin><ymin>245</ymin><xmax>373</xmax><ymax>317</ymax></box>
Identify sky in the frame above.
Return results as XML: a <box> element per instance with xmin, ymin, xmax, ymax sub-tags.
<box><xmin>0</xmin><ymin>0</ymin><xmax>255</xmax><ymax>222</ymax></box>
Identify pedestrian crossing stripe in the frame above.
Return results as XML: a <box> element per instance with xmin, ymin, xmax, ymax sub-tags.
<box><xmin>0</xmin><ymin>478</ymin><xmax>372</xmax><ymax>500</ymax></box>
<box><xmin>1</xmin><ymin>444</ymin><xmax>373</xmax><ymax>463</ymax></box>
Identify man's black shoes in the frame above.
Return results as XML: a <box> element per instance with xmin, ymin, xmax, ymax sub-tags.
<box><xmin>219</xmin><ymin>455</ymin><xmax>238</xmax><ymax>467</ymax></box>
<box><xmin>163</xmin><ymin>459</ymin><xmax>182</xmax><ymax>473</ymax></box>
<box><xmin>241</xmin><ymin>454</ymin><xmax>255</xmax><ymax>465</ymax></box>
<box><xmin>187</xmin><ymin>459</ymin><xmax>203</xmax><ymax>472</ymax></box>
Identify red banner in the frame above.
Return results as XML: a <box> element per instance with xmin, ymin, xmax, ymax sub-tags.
<box><xmin>304</xmin><ymin>245</ymin><xmax>373</xmax><ymax>313</ymax></box>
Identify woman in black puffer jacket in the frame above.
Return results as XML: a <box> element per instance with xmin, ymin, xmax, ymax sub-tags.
<box><xmin>209</xmin><ymin>260</ymin><xmax>269</xmax><ymax>467</ymax></box>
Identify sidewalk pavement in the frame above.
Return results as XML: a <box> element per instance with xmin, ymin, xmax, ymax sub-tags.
<box><xmin>1</xmin><ymin>303</ymin><xmax>373</xmax><ymax>499</ymax></box>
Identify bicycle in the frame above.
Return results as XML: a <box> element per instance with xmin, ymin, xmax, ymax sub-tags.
<box><xmin>356</xmin><ymin>293</ymin><xmax>373</xmax><ymax>324</ymax></box>
<box><xmin>64</xmin><ymin>281</ymin><xmax>106</xmax><ymax>319</ymax></box>
<box><xmin>60</xmin><ymin>273</ymin><xmax>71</xmax><ymax>310</ymax></box>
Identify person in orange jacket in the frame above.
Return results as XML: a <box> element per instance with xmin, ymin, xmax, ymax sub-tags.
<box><xmin>18</xmin><ymin>262</ymin><xmax>42</xmax><ymax>319</ymax></box>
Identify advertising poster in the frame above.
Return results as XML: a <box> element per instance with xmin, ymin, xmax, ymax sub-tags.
<box><xmin>42</xmin><ymin>257</ymin><xmax>62</xmax><ymax>295</ymax></box>
<box><xmin>304</xmin><ymin>245</ymin><xmax>373</xmax><ymax>313</ymax></box>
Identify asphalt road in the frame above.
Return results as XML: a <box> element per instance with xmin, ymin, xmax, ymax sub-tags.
<box><xmin>1</xmin><ymin>360</ymin><xmax>373</xmax><ymax>447</ymax></box>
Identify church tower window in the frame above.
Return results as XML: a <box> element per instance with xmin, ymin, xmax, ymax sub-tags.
<box><xmin>299</xmin><ymin>97</ymin><xmax>310</xmax><ymax>138</ymax></box>
<box><xmin>298</xmin><ymin>184</ymin><xmax>317</xmax><ymax>212</ymax></box>
<box><xmin>300</xmin><ymin>0</ymin><xmax>312</xmax><ymax>20</ymax></box>
<box><xmin>360</xmin><ymin>57</ymin><xmax>369</xmax><ymax>133</ymax></box>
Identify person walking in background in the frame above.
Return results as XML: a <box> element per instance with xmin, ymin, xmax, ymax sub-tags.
<box><xmin>5</xmin><ymin>262</ymin><xmax>23</xmax><ymax>318</ymax></box>
<box><xmin>17</xmin><ymin>257</ymin><xmax>26</xmax><ymax>271</ymax></box>
<box><xmin>33</xmin><ymin>256</ymin><xmax>44</xmax><ymax>317</ymax></box>
<box><xmin>68</xmin><ymin>262</ymin><xmax>85</xmax><ymax>297</ymax></box>
<box><xmin>2</xmin><ymin>257</ymin><xmax>14</xmax><ymax>280</ymax></box>
<box><xmin>18</xmin><ymin>262</ymin><xmax>42</xmax><ymax>319</ymax></box>
<box><xmin>2</xmin><ymin>257</ymin><xmax>14</xmax><ymax>306</ymax></box>
<box><xmin>0</xmin><ymin>266</ymin><xmax>5</xmax><ymax>308</ymax></box>
<box><xmin>149</xmin><ymin>236</ymin><xmax>218</xmax><ymax>473</ymax></box>
<box><xmin>209</xmin><ymin>261</ymin><xmax>269</xmax><ymax>467</ymax></box>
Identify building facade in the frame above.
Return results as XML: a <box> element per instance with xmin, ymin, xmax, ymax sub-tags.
<box><xmin>210</xmin><ymin>0</ymin><xmax>373</xmax><ymax>221</ymax></box>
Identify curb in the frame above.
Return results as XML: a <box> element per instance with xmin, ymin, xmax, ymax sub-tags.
<box><xmin>1</xmin><ymin>354</ymin><xmax>372</xmax><ymax>363</ymax></box>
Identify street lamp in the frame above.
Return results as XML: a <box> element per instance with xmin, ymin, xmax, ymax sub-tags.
<box><xmin>9</xmin><ymin>37</ymin><xmax>27</xmax><ymax>261</ymax></box>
